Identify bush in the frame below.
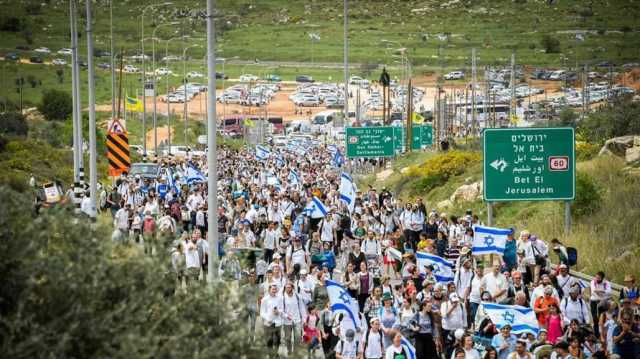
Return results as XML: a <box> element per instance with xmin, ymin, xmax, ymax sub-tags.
<box><xmin>39</xmin><ymin>89</ymin><xmax>73</xmax><ymax>122</ymax></box>
<box><xmin>407</xmin><ymin>150</ymin><xmax>482</xmax><ymax>178</ymax></box>
<box><xmin>541</xmin><ymin>35</ymin><xmax>561</xmax><ymax>53</ymax></box>
<box><xmin>576</xmin><ymin>141</ymin><xmax>600</xmax><ymax>161</ymax></box>
<box><xmin>0</xmin><ymin>16</ymin><xmax>27</xmax><ymax>32</ymax></box>
<box><xmin>578</xmin><ymin>96</ymin><xmax>640</xmax><ymax>143</ymax></box>
<box><xmin>0</xmin><ymin>187</ymin><xmax>268</xmax><ymax>358</ymax></box>
<box><xmin>0</xmin><ymin>112</ymin><xmax>28</xmax><ymax>137</ymax></box>
<box><xmin>573</xmin><ymin>171</ymin><xmax>601</xmax><ymax>217</ymax></box>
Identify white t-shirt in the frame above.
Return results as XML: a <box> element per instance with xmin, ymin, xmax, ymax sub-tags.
<box><xmin>480</xmin><ymin>272</ymin><xmax>508</xmax><ymax>303</ymax></box>
<box><xmin>360</xmin><ymin>330</ymin><xmax>384</xmax><ymax>359</ymax></box>
<box><xmin>335</xmin><ymin>339</ymin><xmax>359</xmax><ymax>359</ymax></box>
<box><xmin>185</xmin><ymin>243</ymin><xmax>200</xmax><ymax>269</ymax></box>
<box><xmin>384</xmin><ymin>344</ymin><xmax>406</xmax><ymax>359</ymax></box>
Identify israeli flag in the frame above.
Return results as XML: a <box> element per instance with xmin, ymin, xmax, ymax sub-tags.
<box><xmin>275</xmin><ymin>155</ymin><xmax>285</xmax><ymax>168</ymax></box>
<box><xmin>326</xmin><ymin>279</ymin><xmax>362</xmax><ymax>331</ymax></box>
<box><xmin>472</xmin><ymin>225</ymin><xmax>511</xmax><ymax>255</ymax></box>
<box><xmin>400</xmin><ymin>336</ymin><xmax>417</xmax><ymax>359</ymax></box>
<box><xmin>482</xmin><ymin>302</ymin><xmax>540</xmax><ymax>335</ymax></box>
<box><xmin>288</xmin><ymin>169</ymin><xmax>300</xmax><ymax>186</ymax></box>
<box><xmin>332</xmin><ymin>150</ymin><xmax>345</xmax><ymax>168</ymax></box>
<box><xmin>339</xmin><ymin>172</ymin><xmax>357</xmax><ymax>213</ymax></box>
<box><xmin>304</xmin><ymin>196</ymin><xmax>328</xmax><ymax>219</ymax></box>
<box><xmin>416</xmin><ymin>252</ymin><xmax>455</xmax><ymax>283</ymax></box>
<box><xmin>166</xmin><ymin>167</ymin><xmax>180</xmax><ymax>195</ymax></box>
<box><xmin>255</xmin><ymin>145</ymin><xmax>270</xmax><ymax>161</ymax></box>
<box><xmin>327</xmin><ymin>144</ymin><xmax>338</xmax><ymax>154</ymax></box>
<box><xmin>185</xmin><ymin>164</ymin><xmax>206</xmax><ymax>185</ymax></box>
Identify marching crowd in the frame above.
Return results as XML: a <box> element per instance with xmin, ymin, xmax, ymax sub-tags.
<box><xmin>95</xmin><ymin>141</ymin><xmax>639</xmax><ymax>359</ymax></box>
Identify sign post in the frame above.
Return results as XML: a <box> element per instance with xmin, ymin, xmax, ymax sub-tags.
<box><xmin>346</xmin><ymin>126</ymin><xmax>395</xmax><ymax>158</ymax></box>
<box><xmin>483</xmin><ymin>127</ymin><xmax>576</xmax><ymax>229</ymax></box>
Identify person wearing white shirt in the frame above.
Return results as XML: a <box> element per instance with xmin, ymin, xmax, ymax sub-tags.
<box><xmin>530</xmin><ymin>275</ymin><xmax>560</xmax><ymax>308</ymax></box>
<box><xmin>560</xmin><ymin>286</ymin><xmax>591</xmax><ymax>326</ymax></box>
<box><xmin>262</xmin><ymin>222</ymin><xmax>281</xmax><ymax>263</ymax></box>
<box><xmin>286</xmin><ymin>237</ymin><xmax>309</xmax><ymax>275</ymax></box>
<box><xmin>281</xmin><ymin>281</ymin><xmax>307</xmax><ymax>354</ymax></box>
<box><xmin>245</xmin><ymin>204</ymin><xmax>258</xmax><ymax>224</ymax></box>
<box><xmin>113</xmin><ymin>204</ymin><xmax>131</xmax><ymax>232</ymax></box>
<box><xmin>440</xmin><ymin>293</ymin><xmax>467</xmax><ymax>350</ymax></box>
<box><xmin>454</xmin><ymin>258</ymin><xmax>474</xmax><ymax>301</ymax></box>
<box><xmin>319</xmin><ymin>213</ymin><xmax>337</xmax><ymax>243</ymax></box>
<box><xmin>589</xmin><ymin>271</ymin><xmax>612</xmax><ymax>337</ymax></box>
<box><xmin>384</xmin><ymin>332</ymin><xmax>410</xmax><ymax>359</ymax></box>
<box><xmin>184</xmin><ymin>238</ymin><xmax>201</xmax><ymax>288</ymax></box>
<box><xmin>469</xmin><ymin>264</ymin><xmax>485</xmax><ymax>326</ymax></box>
<box><xmin>361</xmin><ymin>232</ymin><xmax>382</xmax><ymax>261</ymax></box>
<box><xmin>335</xmin><ymin>329</ymin><xmax>360</xmax><ymax>359</ymax></box>
<box><xmin>480</xmin><ymin>264</ymin><xmax>509</xmax><ymax>303</ymax></box>
<box><xmin>260</xmin><ymin>284</ymin><xmax>284</xmax><ymax>355</ymax></box>
<box><xmin>296</xmin><ymin>269</ymin><xmax>315</xmax><ymax>305</ymax></box>
<box><xmin>186</xmin><ymin>191</ymin><xmax>204</xmax><ymax>212</ymax></box>
<box><xmin>360</xmin><ymin>318</ymin><xmax>385</xmax><ymax>359</ymax></box>
<box><xmin>556</xmin><ymin>264</ymin><xmax>577</xmax><ymax>298</ymax></box>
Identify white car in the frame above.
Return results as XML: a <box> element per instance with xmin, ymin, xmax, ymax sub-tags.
<box><xmin>34</xmin><ymin>47</ymin><xmax>51</xmax><ymax>54</ymax></box>
<box><xmin>130</xmin><ymin>54</ymin><xmax>149</xmax><ymax>61</ymax></box>
<box><xmin>52</xmin><ymin>58</ymin><xmax>67</xmax><ymax>66</ymax></box>
<box><xmin>239</xmin><ymin>74</ymin><xmax>258</xmax><ymax>82</ymax></box>
<box><xmin>298</xmin><ymin>96</ymin><xmax>321</xmax><ymax>107</ymax></box>
<box><xmin>187</xmin><ymin>71</ymin><xmax>204</xmax><ymax>78</ymax></box>
<box><xmin>57</xmin><ymin>48</ymin><xmax>72</xmax><ymax>56</ymax></box>
<box><xmin>123</xmin><ymin>65</ymin><xmax>140</xmax><ymax>73</ymax></box>
<box><xmin>444</xmin><ymin>71</ymin><xmax>465</xmax><ymax>80</ymax></box>
<box><xmin>155</xmin><ymin>67</ymin><xmax>172</xmax><ymax>76</ymax></box>
<box><xmin>161</xmin><ymin>55</ymin><xmax>180</xmax><ymax>62</ymax></box>
<box><xmin>349</xmin><ymin>75</ymin><xmax>363</xmax><ymax>84</ymax></box>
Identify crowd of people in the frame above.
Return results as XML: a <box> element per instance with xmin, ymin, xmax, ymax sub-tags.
<box><xmin>87</xmin><ymin>140</ymin><xmax>638</xmax><ymax>359</ymax></box>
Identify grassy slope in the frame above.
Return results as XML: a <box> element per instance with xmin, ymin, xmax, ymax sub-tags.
<box><xmin>358</xmin><ymin>150</ymin><xmax>640</xmax><ymax>283</ymax></box>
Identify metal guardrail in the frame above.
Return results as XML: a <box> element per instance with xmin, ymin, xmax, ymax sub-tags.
<box><xmin>550</xmin><ymin>263</ymin><xmax>624</xmax><ymax>299</ymax></box>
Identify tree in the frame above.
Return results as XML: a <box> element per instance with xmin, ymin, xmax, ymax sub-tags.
<box><xmin>56</xmin><ymin>69</ymin><xmax>64</xmax><ymax>84</ymax></box>
<box><xmin>39</xmin><ymin>89</ymin><xmax>73</xmax><ymax>122</ymax></box>
<box><xmin>0</xmin><ymin>112</ymin><xmax>28</xmax><ymax>137</ymax></box>
<box><xmin>578</xmin><ymin>96</ymin><xmax>640</xmax><ymax>143</ymax></box>
<box><xmin>0</xmin><ymin>187</ymin><xmax>268</xmax><ymax>358</ymax></box>
<box><xmin>540</xmin><ymin>34</ymin><xmax>560</xmax><ymax>53</ymax></box>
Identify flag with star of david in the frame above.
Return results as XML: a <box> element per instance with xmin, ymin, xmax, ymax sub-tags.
<box><xmin>325</xmin><ymin>279</ymin><xmax>362</xmax><ymax>331</ymax></box>
<box><xmin>416</xmin><ymin>252</ymin><xmax>455</xmax><ymax>283</ymax></box>
<box><xmin>481</xmin><ymin>302</ymin><xmax>540</xmax><ymax>335</ymax></box>
<box><xmin>472</xmin><ymin>225</ymin><xmax>512</xmax><ymax>255</ymax></box>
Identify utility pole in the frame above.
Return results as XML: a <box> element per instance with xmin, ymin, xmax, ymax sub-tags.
<box><xmin>86</xmin><ymin>0</ymin><xmax>97</xmax><ymax>218</ymax></box>
<box><xmin>206</xmin><ymin>0</ymin><xmax>219</xmax><ymax>281</ymax></box>
<box><xmin>343</xmin><ymin>0</ymin><xmax>349</xmax><ymax>126</ymax></box>
<box><xmin>509</xmin><ymin>51</ymin><xmax>516</xmax><ymax>127</ymax></box>
<box><xmin>582</xmin><ymin>64</ymin><xmax>588</xmax><ymax>121</ymax></box>
<box><xmin>69</xmin><ymin>0</ymin><xmax>80</xmax><ymax>183</ymax></box>
<box><xmin>406</xmin><ymin>79</ymin><xmax>413</xmax><ymax>152</ymax></box>
<box><xmin>110</xmin><ymin>0</ymin><xmax>115</xmax><ymax>121</ymax></box>
<box><xmin>471</xmin><ymin>48</ymin><xmax>477</xmax><ymax>135</ymax></box>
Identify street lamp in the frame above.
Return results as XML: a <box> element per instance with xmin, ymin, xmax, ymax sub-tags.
<box><xmin>151</xmin><ymin>21</ymin><xmax>180</xmax><ymax>153</ymax></box>
<box><xmin>140</xmin><ymin>1</ymin><xmax>173</xmax><ymax>160</ymax></box>
<box><xmin>183</xmin><ymin>44</ymin><xmax>201</xmax><ymax>146</ymax></box>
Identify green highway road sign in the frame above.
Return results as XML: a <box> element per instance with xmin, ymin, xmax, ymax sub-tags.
<box><xmin>483</xmin><ymin>127</ymin><xmax>575</xmax><ymax>201</ymax></box>
<box><xmin>346</xmin><ymin>126</ymin><xmax>395</xmax><ymax>158</ymax></box>
<box><xmin>393</xmin><ymin>124</ymin><xmax>433</xmax><ymax>151</ymax></box>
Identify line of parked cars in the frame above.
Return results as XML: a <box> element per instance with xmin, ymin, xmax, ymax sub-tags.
<box><xmin>218</xmin><ymin>83</ymin><xmax>280</xmax><ymax>106</ymax></box>
<box><xmin>161</xmin><ymin>82</ymin><xmax>208</xmax><ymax>103</ymax></box>
<box><xmin>289</xmin><ymin>83</ymin><xmax>345</xmax><ymax>107</ymax></box>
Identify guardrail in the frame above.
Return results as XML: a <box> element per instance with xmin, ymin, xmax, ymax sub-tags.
<box><xmin>550</xmin><ymin>263</ymin><xmax>624</xmax><ymax>299</ymax></box>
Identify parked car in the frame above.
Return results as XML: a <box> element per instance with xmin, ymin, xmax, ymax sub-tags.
<box><xmin>123</xmin><ymin>64</ymin><xmax>140</xmax><ymax>73</ymax></box>
<box><xmin>29</xmin><ymin>56</ymin><xmax>43</xmax><ymax>64</ymax></box>
<box><xmin>444</xmin><ymin>71</ymin><xmax>465</xmax><ymax>80</ymax></box>
<box><xmin>130</xmin><ymin>54</ymin><xmax>149</xmax><ymax>61</ymax></box>
<box><xmin>4</xmin><ymin>52</ymin><xmax>20</xmax><ymax>61</ymax></box>
<box><xmin>349</xmin><ymin>75</ymin><xmax>363</xmax><ymax>84</ymax></box>
<box><xmin>77</xmin><ymin>59</ymin><xmax>88</xmax><ymax>69</ymax></box>
<box><xmin>155</xmin><ymin>67</ymin><xmax>173</xmax><ymax>76</ymax></box>
<box><xmin>296</xmin><ymin>75</ymin><xmax>314</xmax><ymax>83</ymax></box>
<box><xmin>264</xmin><ymin>74</ymin><xmax>282</xmax><ymax>82</ymax></box>
<box><xmin>97</xmin><ymin>62</ymin><xmax>111</xmax><ymax>69</ymax></box>
<box><xmin>216</xmin><ymin>72</ymin><xmax>228</xmax><ymax>79</ymax></box>
<box><xmin>52</xmin><ymin>58</ymin><xmax>67</xmax><ymax>66</ymax></box>
<box><xmin>93</xmin><ymin>49</ymin><xmax>111</xmax><ymax>58</ymax></box>
<box><xmin>239</xmin><ymin>74</ymin><xmax>258</xmax><ymax>82</ymax></box>
<box><xmin>58</xmin><ymin>48</ymin><xmax>73</xmax><ymax>56</ymax></box>
<box><xmin>187</xmin><ymin>71</ymin><xmax>204</xmax><ymax>78</ymax></box>
<box><xmin>34</xmin><ymin>47</ymin><xmax>51</xmax><ymax>54</ymax></box>
<box><xmin>15</xmin><ymin>45</ymin><xmax>30</xmax><ymax>51</ymax></box>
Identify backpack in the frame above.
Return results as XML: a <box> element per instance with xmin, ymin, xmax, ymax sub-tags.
<box><xmin>363</xmin><ymin>328</ymin><xmax>384</xmax><ymax>354</ymax></box>
<box><xmin>143</xmin><ymin>218</ymin><xmax>155</xmax><ymax>234</ymax></box>
<box><xmin>338</xmin><ymin>339</ymin><xmax>359</xmax><ymax>356</ymax></box>
<box><xmin>567</xmin><ymin>247</ymin><xmax>578</xmax><ymax>266</ymax></box>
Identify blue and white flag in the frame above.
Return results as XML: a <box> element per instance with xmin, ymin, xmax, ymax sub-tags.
<box><xmin>332</xmin><ymin>150</ymin><xmax>345</xmax><ymax>168</ymax></box>
<box><xmin>327</xmin><ymin>144</ymin><xmax>338</xmax><ymax>154</ymax></box>
<box><xmin>166</xmin><ymin>167</ymin><xmax>180</xmax><ymax>195</ymax></box>
<box><xmin>400</xmin><ymin>336</ymin><xmax>417</xmax><ymax>359</ymax></box>
<box><xmin>472</xmin><ymin>225</ymin><xmax>511</xmax><ymax>255</ymax></box>
<box><xmin>304</xmin><ymin>196</ymin><xmax>328</xmax><ymax>219</ymax></box>
<box><xmin>339</xmin><ymin>172</ymin><xmax>357</xmax><ymax>213</ymax></box>
<box><xmin>416</xmin><ymin>252</ymin><xmax>455</xmax><ymax>283</ymax></box>
<box><xmin>185</xmin><ymin>164</ymin><xmax>206</xmax><ymax>185</ymax></box>
<box><xmin>482</xmin><ymin>302</ymin><xmax>539</xmax><ymax>335</ymax></box>
<box><xmin>255</xmin><ymin>145</ymin><xmax>270</xmax><ymax>161</ymax></box>
<box><xmin>326</xmin><ymin>279</ymin><xmax>362</xmax><ymax>331</ymax></box>
<box><xmin>288</xmin><ymin>169</ymin><xmax>300</xmax><ymax>186</ymax></box>
<box><xmin>275</xmin><ymin>155</ymin><xmax>285</xmax><ymax>168</ymax></box>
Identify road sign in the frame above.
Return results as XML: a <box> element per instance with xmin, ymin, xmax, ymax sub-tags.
<box><xmin>106</xmin><ymin>119</ymin><xmax>131</xmax><ymax>177</ymax></box>
<box><xmin>144</xmin><ymin>81</ymin><xmax>154</xmax><ymax>97</ymax></box>
<box><xmin>393</xmin><ymin>124</ymin><xmax>433</xmax><ymax>151</ymax></box>
<box><xmin>483</xmin><ymin>127</ymin><xmax>575</xmax><ymax>201</ymax></box>
<box><xmin>345</xmin><ymin>126</ymin><xmax>394</xmax><ymax>158</ymax></box>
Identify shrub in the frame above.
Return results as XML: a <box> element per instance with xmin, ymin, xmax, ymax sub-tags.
<box><xmin>0</xmin><ymin>16</ymin><xmax>27</xmax><ymax>32</ymax></box>
<box><xmin>26</xmin><ymin>75</ymin><xmax>37</xmax><ymax>88</ymax></box>
<box><xmin>0</xmin><ymin>112</ymin><xmax>28</xmax><ymax>137</ymax></box>
<box><xmin>573</xmin><ymin>171</ymin><xmax>601</xmax><ymax>217</ymax></box>
<box><xmin>576</xmin><ymin>141</ymin><xmax>600</xmax><ymax>161</ymax></box>
<box><xmin>407</xmin><ymin>150</ymin><xmax>482</xmax><ymax>178</ymax></box>
<box><xmin>541</xmin><ymin>35</ymin><xmax>561</xmax><ymax>53</ymax></box>
<box><xmin>578</xmin><ymin>96</ymin><xmax>640</xmax><ymax>143</ymax></box>
<box><xmin>39</xmin><ymin>89</ymin><xmax>73</xmax><ymax>122</ymax></box>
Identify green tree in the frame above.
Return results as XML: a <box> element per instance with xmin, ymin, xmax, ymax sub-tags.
<box><xmin>572</xmin><ymin>171</ymin><xmax>601</xmax><ymax>217</ymax></box>
<box><xmin>0</xmin><ymin>187</ymin><xmax>268</xmax><ymax>358</ymax></box>
<box><xmin>578</xmin><ymin>96</ymin><xmax>640</xmax><ymax>143</ymax></box>
<box><xmin>0</xmin><ymin>112</ymin><xmax>28</xmax><ymax>137</ymax></box>
<box><xmin>540</xmin><ymin>34</ymin><xmax>561</xmax><ymax>53</ymax></box>
<box><xmin>39</xmin><ymin>89</ymin><xmax>73</xmax><ymax>122</ymax></box>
